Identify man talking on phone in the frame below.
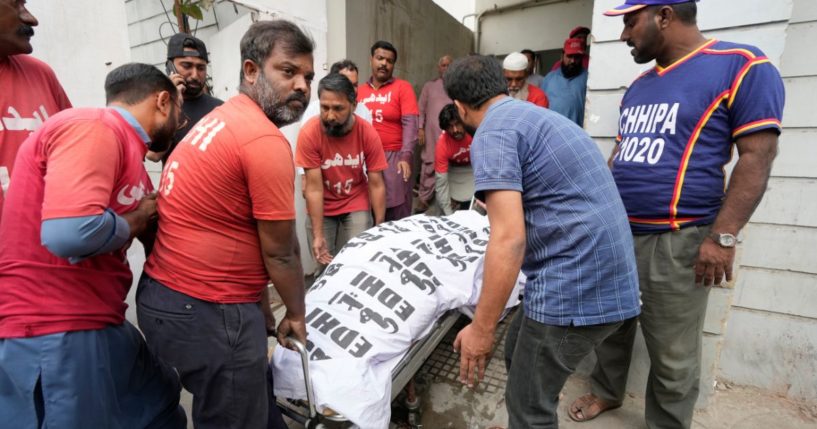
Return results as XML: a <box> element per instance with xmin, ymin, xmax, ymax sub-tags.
<box><xmin>153</xmin><ymin>33</ymin><xmax>223</xmax><ymax>164</ymax></box>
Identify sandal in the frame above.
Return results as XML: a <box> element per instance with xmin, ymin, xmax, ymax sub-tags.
<box><xmin>567</xmin><ymin>393</ymin><xmax>622</xmax><ymax>422</ymax></box>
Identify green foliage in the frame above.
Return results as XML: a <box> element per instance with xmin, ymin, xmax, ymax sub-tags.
<box><xmin>177</xmin><ymin>0</ymin><xmax>214</xmax><ymax>22</ymax></box>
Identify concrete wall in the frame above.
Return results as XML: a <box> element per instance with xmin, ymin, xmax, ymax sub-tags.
<box><xmin>344</xmin><ymin>0</ymin><xmax>474</xmax><ymax>95</ymax></box>
<box><xmin>27</xmin><ymin>0</ymin><xmax>132</xmax><ymax>107</ymax></box>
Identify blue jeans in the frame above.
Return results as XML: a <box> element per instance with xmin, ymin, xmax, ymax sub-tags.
<box><xmin>0</xmin><ymin>322</ymin><xmax>186</xmax><ymax>429</ymax></box>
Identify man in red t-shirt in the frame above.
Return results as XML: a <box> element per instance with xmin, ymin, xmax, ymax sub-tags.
<box><xmin>503</xmin><ymin>51</ymin><xmax>549</xmax><ymax>108</ymax></box>
<box><xmin>139</xmin><ymin>21</ymin><xmax>312</xmax><ymax>429</ymax></box>
<box><xmin>0</xmin><ymin>63</ymin><xmax>186</xmax><ymax>428</ymax></box>
<box><xmin>434</xmin><ymin>104</ymin><xmax>474</xmax><ymax>215</ymax></box>
<box><xmin>357</xmin><ymin>40</ymin><xmax>419</xmax><ymax>221</ymax></box>
<box><xmin>297</xmin><ymin>73</ymin><xmax>387</xmax><ymax>265</ymax></box>
<box><xmin>0</xmin><ymin>0</ymin><xmax>71</xmax><ymax>223</ymax></box>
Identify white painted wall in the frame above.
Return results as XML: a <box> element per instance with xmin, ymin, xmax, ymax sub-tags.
<box><xmin>27</xmin><ymin>0</ymin><xmax>132</xmax><ymax>107</ymax></box>
<box><xmin>475</xmin><ymin>0</ymin><xmax>594</xmax><ymax>55</ymax></box>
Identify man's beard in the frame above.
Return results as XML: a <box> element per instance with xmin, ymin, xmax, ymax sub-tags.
<box><xmin>149</xmin><ymin>115</ymin><xmax>177</xmax><ymax>153</ymax></box>
<box><xmin>184</xmin><ymin>78</ymin><xmax>204</xmax><ymax>98</ymax></box>
<box><xmin>252</xmin><ymin>70</ymin><xmax>309</xmax><ymax>127</ymax></box>
<box><xmin>561</xmin><ymin>62</ymin><xmax>582</xmax><ymax>78</ymax></box>
<box><xmin>321</xmin><ymin>113</ymin><xmax>354</xmax><ymax>137</ymax></box>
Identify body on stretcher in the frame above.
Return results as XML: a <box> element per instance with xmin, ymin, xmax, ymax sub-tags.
<box><xmin>271</xmin><ymin>209</ymin><xmax>524</xmax><ymax>429</ymax></box>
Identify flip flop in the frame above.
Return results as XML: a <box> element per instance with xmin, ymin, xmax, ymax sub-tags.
<box><xmin>567</xmin><ymin>393</ymin><xmax>622</xmax><ymax>422</ymax></box>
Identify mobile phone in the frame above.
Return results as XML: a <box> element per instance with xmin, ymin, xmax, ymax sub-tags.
<box><xmin>165</xmin><ymin>60</ymin><xmax>178</xmax><ymax>76</ymax></box>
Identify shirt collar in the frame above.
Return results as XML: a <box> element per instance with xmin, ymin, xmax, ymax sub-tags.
<box><xmin>486</xmin><ymin>96</ymin><xmax>513</xmax><ymax>115</ymax></box>
<box><xmin>111</xmin><ymin>106</ymin><xmax>151</xmax><ymax>146</ymax></box>
<box><xmin>367</xmin><ymin>76</ymin><xmax>396</xmax><ymax>88</ymax></box>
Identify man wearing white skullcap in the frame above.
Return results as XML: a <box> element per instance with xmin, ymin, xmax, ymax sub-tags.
<box><xmin>502</xmin><ymin>52</ymin><xmax>549</xmax><ymax>108</ymax></box>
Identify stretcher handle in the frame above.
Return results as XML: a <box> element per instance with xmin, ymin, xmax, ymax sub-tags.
<box><xmin>285</xmin><ymin>337</ymin><xmax>318</xmax><ymax>420</ymax></box>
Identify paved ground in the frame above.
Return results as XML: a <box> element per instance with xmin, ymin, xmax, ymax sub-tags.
<box><xmin>271</xmin><ymin>309</ymin><xmax>817</xmax><ymax>429</ymax></box>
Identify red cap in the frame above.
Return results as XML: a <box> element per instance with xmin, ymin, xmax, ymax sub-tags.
<box><xmin>569</xmin><ymin>26</ymin><xmax>591</xmax><ymax>38</ymax></box>
<box><xmin>564</xmin><ymin>38</ymin><xmax>586</xmax><ymax>56</ymax></box>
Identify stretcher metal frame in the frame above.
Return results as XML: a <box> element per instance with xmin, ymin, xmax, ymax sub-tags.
<box><xmin>276</xmin><ymin>310</ymin><xmax>461</xmax><ymax>428</ymax></box>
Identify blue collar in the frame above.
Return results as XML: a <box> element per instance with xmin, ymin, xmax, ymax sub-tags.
<box><xmin>111</xmin><ymin>107</ymin><xmax>151</xmax><ymax>146</ymax></box>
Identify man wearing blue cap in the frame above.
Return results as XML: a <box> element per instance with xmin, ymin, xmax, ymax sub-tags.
<box><xmin>568</xmin><ymin>1</ymin><xmax>784</xmax><ymax>428</ymax></box>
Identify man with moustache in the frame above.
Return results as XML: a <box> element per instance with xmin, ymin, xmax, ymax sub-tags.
<box><xmin>137</xmin><ymin>20</ymin><xmax>312</xmax><ymax>429</ymax></box>
<box><xmin>417</xmin><ymin>55</ymin><xmax>453</xmax><ymax>212</ymax></box>
<box><xmin>300</xmin><ymin>59</ymin><xmax>372</xmax><ymax>125</ymax></box>
<box><xmin>569</xmin><ymin>2</ymin><xmax>784</xmax><ymax>427</ymax></box>
<box><xmin>540</xmin><ymin>38</ymin><xmax>589</xmax><ymax>126</ymax></box>
<box><xmin>0</xmin><ymin>63</ymin><xmax>186</xmax><ymax>428</ymax></box>
<box><xmin>434</xmin><ymin>103</ymin><xmax>474</xmax><ymax>216</ymax></box>
<box><xmin>0</xmin><ymin>0</ymin><xmax>71</xmax><ymax>221</ymax></box>
<box><xmin>296</xmin><ymin>73</ymin><xmax>387</xmax><ymax>265</ymax></box>
<box><xmin>358</xmin><ymin>40</ymin><xmax>419</xmax><ymax>221</ymax></box>
<box><xmin>157</xmin><ymin>33</ymin><xmax>223</xmax><ymax>164</ymax></box>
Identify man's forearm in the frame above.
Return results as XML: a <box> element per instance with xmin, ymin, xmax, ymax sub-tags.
<box><xmin>473</xmin><ymin>236</ymin><xmax>525</xmax><ymax>332</ymax></box>
<box><xmin>305</xmin><ymin>190</ymin><xmax>325</xmax><ymax>239</ymax></box>
<box><xmin>368</xmin><ymin>178</ymin><xmax>386</xmax><ymax>224</ymax></box>
<box><xmin>712</xmin><ymin>147</ymin><xmax>776</xmax><ymax>234</ymax></box>
<box><xmin>264</xmin><ymin>252</ymin><xmax>306</xmax><ymax>319</ymax></box>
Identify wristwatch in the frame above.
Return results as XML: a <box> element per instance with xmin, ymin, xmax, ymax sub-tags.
<box><xmin>709</xmin><ymin>232</ymin><xmax>738</xmax><ymax>248</ymax></box>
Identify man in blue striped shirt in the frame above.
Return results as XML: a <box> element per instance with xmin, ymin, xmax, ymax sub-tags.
<box><xmin>446</xmin><ymin>55</ymin><xmax>640</xmax><ymax>428</ymax></box>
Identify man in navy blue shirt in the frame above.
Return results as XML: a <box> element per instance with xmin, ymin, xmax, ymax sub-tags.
<box><xmin>445</xmin><ymin>55</ymin><xmax>640</xmax><ymax>428</ymax></box>
<box><xmin>569</xmin><ymin>2</ymin><xmax>784</xmax><ymax>428</ymax></box>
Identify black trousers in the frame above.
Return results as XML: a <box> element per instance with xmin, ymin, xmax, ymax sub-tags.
<box><xmin>503</xmin><ymin>309</ymin><xmax>637</xmax><ymax>429</ymax></box>
<box><xmin>137</xmin><ymin>274</ymin><xmax>287</xmax><ymax>429</ymax></box>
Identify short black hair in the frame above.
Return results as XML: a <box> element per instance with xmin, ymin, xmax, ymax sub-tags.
<box><xmin>443</xmin><ymin>55</ymin><xmax>508</xmax><ymax>109</ymax></box>
<box><xmin>330</xmin><ymin>59</ymin><xmax>358</xmax><ymax>74</ymax></box>
<box><xmin>438</xmin><ymin>104</ymin><xmax>462</xmax><ymax>130</ymax></box>
<box><xmin>318</xmin><ymin>73</ymin><xmax>357</xmax><ymax>105</ymax></box>
<box><xmin>105</xmin><ymin>63</ymin><xmax>178</xmax><ymax>105</ymax></box>
<box><xmin>521</xmin><ymin>49</ymin><xmax>536</xmax><ymax>58</ymax></box>
<box><xmin>370</xmin><ymin>40</ymin><xmax>398</xmax><ymax>61</ymax></box>
<box><xmin>239</xmin><ymin>20</ymin><xmax>315</xmax><ymax>82</ymax></box>
<box><xmin>671</xmin><ymin>1</ymin><xmax>697</xmax><ymax>24</ymax></box>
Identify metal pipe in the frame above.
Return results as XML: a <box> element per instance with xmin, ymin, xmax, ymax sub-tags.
<box><xmin>475</xmin><ymin>0</ymin><xmax>571</xmax><ymax>54</ymax></box>
<box><xmin>285</xmin><ymin>337</ymin><xmax>318</xmax><ymax>420</ymax></box>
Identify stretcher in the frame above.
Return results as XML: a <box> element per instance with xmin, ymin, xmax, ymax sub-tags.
<box><xmin>276</xmin><ymin>310</ymin><xmax>461</xmax><ymax>428</ymax></box>
<box><xmin>271</xmin><ymin>207</ymin><xmax>522</xmax><ymax>429</ymax></box>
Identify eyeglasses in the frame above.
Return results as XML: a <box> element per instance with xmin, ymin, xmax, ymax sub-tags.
<box><xmin>176</xmin><ymin>107</ymin><xmax>190</xmax><ymax>132</ymax></box>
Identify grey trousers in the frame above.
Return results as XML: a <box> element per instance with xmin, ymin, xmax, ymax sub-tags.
<box><xmin>136</xmin><ymin>274</ymin><xmax>288</xmax><ymax>429</ymax></box>
<box><xmin>504</xmin><ymin>309</ymin><xmax>637</xmax><ymax>429</ymax></box>
<box><xmin>306</xmin><ymin>210</ymin><xmax>372</xmax><ymax>257</ymax></box>
<box><xmin>590</xmin><ymin>224</ymin><xmax>712</xmax><ymax>429</ymax></box>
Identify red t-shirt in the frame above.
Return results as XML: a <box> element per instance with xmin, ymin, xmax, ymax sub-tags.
<box><xmin>146</xmin><ymin>94</ymin><xmax>296</xmax><ymax>304</ymax></box>
<box><xmin>434</xmin><ymin>132</ymin><xmax>473</xmax><ymax>174</ymax></box>
<box><xmin>357</xmin><ymin>78</ymin><xmax>419</xmax><ymax>152</ymax></box>
<box><xmin>527</xmin><ymin>85</ymin><xmax>550</xmax><ymax>108</ymax></box>
<box><xmin>295</xmin><ymin>115</ymin><xmax>388</xmax><ymax>216</ymax></box>
<box><xmin>0</xmin><ymin>108</ymin><xmax>152</xmax><ymax>338</ymax></box>
<box><xmin>0</xmin><ymin>55</ymin><xmax>71</xmax><ymax>219</ymax></box>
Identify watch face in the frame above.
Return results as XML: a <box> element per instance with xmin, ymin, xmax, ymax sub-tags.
<box><xmin>720</xmin><ymin>234</ymin><xmax>737</xmax><ymax>247</ymax></box>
